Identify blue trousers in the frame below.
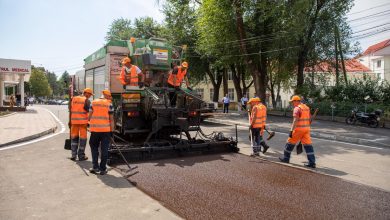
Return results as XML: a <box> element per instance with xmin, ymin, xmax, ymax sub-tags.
<box><xmin>251</xmin><ymin>128</ymin><xmax>264</xmax><ymax>153</ymax></box>
<box><xmin>89</xmin><ymin>132</ymin><xmax>110</xmax><ymax>171</ymax></box>
<box><xmin>282</xmin><ymin>143</ymin><xmax>316</xmax><ymax>165</ymax></box>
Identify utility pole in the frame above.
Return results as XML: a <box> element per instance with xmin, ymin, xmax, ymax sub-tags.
<box><xmin>334</xmin><ymin>26</ymin><xmax>339</xmax><ymax>87</ymax></box>
<box><xmin>336</xmin><ymin>26</ymin><xmax>348</xmax><ymax>86</ymax></box>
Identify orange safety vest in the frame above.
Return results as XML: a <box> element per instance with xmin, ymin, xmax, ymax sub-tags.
<box><xmin>295</xmin><ymin>104</ymin><xmax>311</xmax><ymax>131</ymax></box>
<box><xmin>70</xmin><ymin>96</ymin><xmax>88</xmax><ymax>125</ymax></box>
<box><xmin>89</xmin><ymin>98</ymin><xmax>111</xmax><ymax>132</ymax></box>
<box><xmin>167</xmin><ymin>67</ymin><xmax>187</xmax><ymax>87</ymax></box>
<box><xmin>251</xmin><ymin>104</ymin><xmax>267</xmax><ymax>128</ymax></box>
<box><xmin>121</xmin><ymin>65</ymin><xmax>139</xmax><ymax>86</ymax></box>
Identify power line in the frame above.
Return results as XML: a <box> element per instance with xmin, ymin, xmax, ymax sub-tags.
<box><xmin>348</xmin><ymin>9</ymin><xmax>390</xmax><ymax>22</ymax></box>
<box><xmin>347</xmin><ymin>2</ymin><xmax>390</xmax><ymax>15</ymax></box>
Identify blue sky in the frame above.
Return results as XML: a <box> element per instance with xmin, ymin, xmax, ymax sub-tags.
<box><xmin>0</xmin><ymin>0</ymin><xmax>389</xmax><ymax>77</ymax></box>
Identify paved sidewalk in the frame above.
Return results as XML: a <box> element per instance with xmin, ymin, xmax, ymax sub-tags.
<box><xmin>207</xmin><ymin>112</ymin><xmax>390</xmax><ymax>148</ymax></box>
<box><xmin>0</xmin><ymin>106</ymin><xmax>57</xmax><ymax>147</ymax></box>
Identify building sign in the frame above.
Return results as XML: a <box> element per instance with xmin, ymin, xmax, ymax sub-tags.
<box><xmin>0</xmin><ymin>58</ymin><xmax>31</xmax><ymax>74</ymax></box>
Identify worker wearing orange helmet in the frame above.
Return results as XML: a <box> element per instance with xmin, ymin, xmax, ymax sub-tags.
<box><xmin>69</xmin><ymin>88</ymin><xmax>93</xmax><ymax>161</ymax></box>
<box><xmin>167</xmin><ymin>61</ymin><xmax>191</xmax><ymax>107</ymax></box>
<box><xmin>279</xmin><ymin>95</ymin><xmax>316</xmax><ymax>168</ymax></box>
<box><xmin>119</xmin><ymin>57</ymin><xmax>145</xmax><ymax>89</ymax></box>
<box><xmin>88</xmin><ymin>89</ymin><xmax>115</xmax><ymax>175</ymax></box>
<box><xmin>248</xmin><ymin>97</ymin><xmax>270</xmax><ymax>156</ymax></box>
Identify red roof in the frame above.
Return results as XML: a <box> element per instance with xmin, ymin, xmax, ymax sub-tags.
<box><xmin>362</xmin><ymin>39</ymin><xmax>390</xmax><ymax>56</ymax></box>
<box><xmin>304</xmin><ymin>59</ymin><xmax>370</xmax><ymax>73</ymax></box>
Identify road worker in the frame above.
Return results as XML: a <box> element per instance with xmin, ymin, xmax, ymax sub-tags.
<box><xmin>279</xmin><ymin>95</ymin><xmax>316</xmax><ymax>168</ymax></box>
<box><xmin>69</xmin><ymin>88</ymin><xmax>93</xmax><ymax>161</ymax></box>
<box><xmin>248</xmin><ymin>97</ymin><xmax>270</xmax><ymax>156</ymax></box>
<box><xmin>119</xmin><ymin>57</ymin><xmax>145</xmax><ymax>89</ymax></box>
<box><xmin>88</xmin><ymin>90</ymin><xmax>115</xmax><ymax>175</ymax></box>
<box><xmin>167</xmin><ymin>61</ymin><xmax>191</xmax><ymax>107</ymax></box>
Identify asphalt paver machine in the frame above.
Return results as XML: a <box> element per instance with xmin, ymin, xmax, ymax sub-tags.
<box><xmin>95</xmin><ymin>37</ymin><xmax>239</xmax><ymax>162</ymax></box>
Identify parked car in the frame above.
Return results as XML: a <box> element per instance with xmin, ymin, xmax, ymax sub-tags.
<box><xmin>61</xmin><ymin>100</ymin><xmax>69</xmax><ymax>105</ymax></box>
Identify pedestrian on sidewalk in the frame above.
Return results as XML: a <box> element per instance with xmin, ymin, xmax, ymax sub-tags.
<box><xmin>222</xmin><ymin>94</ymin><xmax>230</xmax><ymax>113</ymax></box>
<box><xmin>279</xmin><ymin>95</ymin><xmax>316</xmax><ymax>168</ymax></box>
<box><xmin>69</xmin><ymin>88</ymin><xmax>93</xmax><ymax>161</ymax></box>
<box><xmin>88</xmin><ymin>90</ymin><xmax>115</xmax><ymax>175</ymax></box>
<box><xmin>248</xmin><ymin>97</ymin><xmax>269</xmax><ymax>156</ymax></box>
<box><xmin>241</xmin><ymin>95</ymin><xmax>248</xmax><ymax>111</ymax></box>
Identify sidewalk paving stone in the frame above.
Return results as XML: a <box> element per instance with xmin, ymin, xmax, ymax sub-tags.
<box><xmin>0</xmin><ymin>106</ymin><xmax>57</xmax><ymax>147</ymax></box>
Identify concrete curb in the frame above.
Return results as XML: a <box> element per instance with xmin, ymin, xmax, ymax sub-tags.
<box><xmin>0</xmin><ymin>126</ymin><xmax>57</xmax><ymax>148</ymax></box>
<box><xmin>206</xmin><ymin>118</ymin><xmax>390</xmax><ymax>148</ymax></box>
<box><xmin>0</xmin><ymin>112</ymin><xmax>17</xmax><ymax>118</ymax></box>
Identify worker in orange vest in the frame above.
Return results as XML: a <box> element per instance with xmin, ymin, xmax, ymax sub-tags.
<box><xmin>248</xmin><ymin>97</ymin><xmax>269</xmax><ymax>156</ymax></box>
<box><xmin>279</xmin><ymin>95</ymin><xmax>316</xmax><ymax>168</ymax></box>
<box><xmin>88</xmin><ymin>90</ymin><xmax>115</xmax><ymax>175</ymax></box>
<box><xmin>119</xmin><ymin>57</ymin><xmax>145</xmax><ymax>89</ymax></box>
<box><xmin>167</xmin><ymin>61</ymin><xmax>191</xmax><ymax>107</ymax></box>
<box><xmin>69</xmin><ymin>88</ymin><xmax>93</xmax><ymax>161</ymax></box>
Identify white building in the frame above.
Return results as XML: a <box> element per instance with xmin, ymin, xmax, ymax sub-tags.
<box><xmin>0</xmin><ymin>58</ymin><xmax>31</xmax><ymax>107</ymax></box>
<box><xmin>358</xmin><ymin>39</ymin><xmax>390</xmax><ymax>82</ymax></box>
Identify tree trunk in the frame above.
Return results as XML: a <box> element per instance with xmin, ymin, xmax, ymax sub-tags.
<box><xmin>222</xmin><ymin>68</ymin><xmax>228</xmax><ymax>98</ymax></box>
<box><xmin>230</xmin><ymin>63</ymin><xmax>243</xmax><ymax>104</ymax></box>
<box><xmin>296</xmin><ymin>0</ymin><xmax>325</xmax><ymax>92</ymax></box>
<box><xmin>206</xmin><ymin>67</ymin><xmax>223</xmax><ymax>102</ymax></box>
<box><xmin>233</xmin><ymin>0</ymin><xmax>265</xmax><ymax>100</ymax></box>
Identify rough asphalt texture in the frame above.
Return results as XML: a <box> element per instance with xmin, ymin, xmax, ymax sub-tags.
<box><xmin>119</xmin><ymin>153</ymin><xmax>390</xmax><ymax>220</ymax></box>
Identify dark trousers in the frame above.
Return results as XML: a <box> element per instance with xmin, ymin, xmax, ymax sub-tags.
<box><xmin>223</xmin><ymin>103</ymin><xmax>229</xmax><ymax>113</ymax></box>
<box><xmin>89</xmin><ymin>132</ymin><xmax>110</xmax><ymax>171</ymax></box>
<box><xmin>168</xmin><ymin>84</ymin><xmax>177</xmax><ymax>107</ymax></box>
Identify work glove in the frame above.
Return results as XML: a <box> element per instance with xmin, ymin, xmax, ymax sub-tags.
<box><xmin>187</xmin><ymin>87</ymin><xmax>193</xmax><ymax>91</ymax></box>
<box><xmin>123</xmin><ymin>85</ymin><xmax>126</xmax><ymax>90</ymax></box>
<box><xmin>139</xmin><ymin>82</ymin><xmax>144</xmax><ymax>88</ymax></box>
<box><xmin>289</xmin><ymin>131</ymin><xmax>293</xmax><ymax>138</ymax></box>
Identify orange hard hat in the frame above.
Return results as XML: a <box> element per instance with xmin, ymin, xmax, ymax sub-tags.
<box><xmin>102</xmin><ymin>89</ymin><xmax>112</xmax><ymax>97</ymax></box>
<box><xmin>83</xmin><ymin>88</ymin><xmax>94</xmax><ymax>95</ymax></box>
<box><xmin>122</xmin><ymin>57</ymin><xmax>131</xmax><ymax>64</ymax></box>
<box><xmin>248</xmin><ymin>97</ymin><xmax>261</xmax><ymax>104</ymax></box>
<box><xmin>289</xmin><ymin>95</ymin><xmax>301</xmax><ymax>102</ymax></box>
<box><xmin>181</xmin><ymin>61</ymin><xmax>188</xmax><ymax>68</ymax></box>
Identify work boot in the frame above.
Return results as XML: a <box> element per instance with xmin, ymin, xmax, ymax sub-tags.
<box><xmin>279</xmin><ymin>157</ymin><xmax>289</xmax><ymax>163</ymax></box>
<box><xmin>78</xmin><ymin>156</ymin><xmax>88</xmax><ymax>161</ymax></box>
<box><xmin>68</xmin><ymin>156</ymin><xmax>76</xmax><ymax>161</ymax></box>
<box><xmin>261</xmin><ymin>142</ymin><xmax>270</xmax><ymax>154</ymax></box>
<box><xmin>89</xmin><ymin>168</ymin><xmax>100</xmax><ymax>174</ymax></box>
<box><xmin>100</xmin><ymin>170</ymin><xmax>107</xmax><ymax>175</ymax></box>
<box><xmin>304</xmin><ymin>163</ymin><xmax>316</xmax><ymax>168</ymax></box>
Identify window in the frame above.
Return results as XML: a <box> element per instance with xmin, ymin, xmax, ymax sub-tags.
<box><xmin>195</xmin><ymin>88</ymin><xmax>204</xmax><ymax>99</ymax></box>
<box><xmin>209</xmin><ymin>88</ymin><xmax>214</xmax><ymax>101</ymax></box>
<box><xmin>228</xmin><ymin>71</ymin><xmax>233</xmax><ymax>80</ymax></box>
<box><xmin>377</xmin><ymin>60</ymin><xmax>381</xmax><ymax>68</ymax></box>
<box><xmin>228</xmin><ymin>88</ymin><xmax>235</xmax><ymax>101</ymax></box>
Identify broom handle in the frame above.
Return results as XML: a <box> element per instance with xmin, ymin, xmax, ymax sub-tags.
<box><xmin>248</xmin><ymin>110</ymin><xmax>254</xmax><ymax>147</ymax></box>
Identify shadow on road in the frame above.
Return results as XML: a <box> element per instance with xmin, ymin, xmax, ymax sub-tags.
<box><xmin>75</xmin><ymin>160</ymin><xmax>135</xmax><ymax>189</ymax></box>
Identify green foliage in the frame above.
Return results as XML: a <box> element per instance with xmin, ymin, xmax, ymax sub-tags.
<box><xmin>105</xmin><ymin>17</ymin><xmax>163</xmax><ymax>42</ymax></box>
<box><xmin>324</xmin><ymin>75</ymin><xmax>390</xmax><ymax>104</ymax></box>
<box><xmin>105</xmin><ymin>18</ymin><xmax>133</xmax><ymax>41</ymax></box>
<box><xmin>29</xmin><ymin>67</ymin><xmax>51</xmax><ymax>97</ymax></box>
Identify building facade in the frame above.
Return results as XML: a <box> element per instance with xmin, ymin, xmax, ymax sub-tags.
<box><xmin>0</xmin><ymin>58</ymin><xmax>31</xmax><ymax>107</ymax></box>
<box><xmin>358</xmin><ymin>39</ymin><xmax>390</xmax><ymax>83</ymax></box>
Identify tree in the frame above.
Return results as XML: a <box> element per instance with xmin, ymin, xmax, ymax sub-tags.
<box><xmin>58</xmin><ymin>71</ymin><xmax>70</xmax><ymax>96</ymax></box>
<box><xmin>46</xmin><ymin>71</ymin><xmax>60</xmax><ymax>96</ymax></box>
<box><xmin>105</xmin><ymin>18</ymin><xmax>133</xmax><ymax>42</ymax></box>
<box><xmin>30</xmin><ymin>67</ymin><xmax>51</xmax><ymax>97</ymax></box>
<box><xmin>133</xmin><ymin>17</ymin><xmax>162</xmax><ymax>39</ymax></box>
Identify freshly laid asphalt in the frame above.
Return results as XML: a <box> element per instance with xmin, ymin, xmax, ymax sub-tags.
<box><xmin>119</xmin><ymin>153</ymin><xmax>390</xmax><ymax>220</ymax></box>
